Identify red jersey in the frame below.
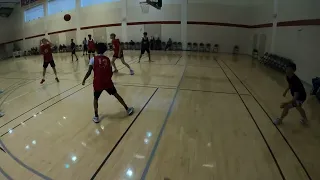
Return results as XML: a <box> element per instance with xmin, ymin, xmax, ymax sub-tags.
<box><xmin>40</xmin><ymin>44</ymin><xmax>53</xmax><ymax>62</ymax></box>
<box><xmin>88</xmin><ymin>39</ymin><xmax>95</xmax><ymax>50</ymax></box>
<box><xmin>112</xmin><ymin>39</ymin><xmax>121</xmax><ymax>54</ymax></box>
<box><xmin>91</xmin><ymin>55</ymin><xmax>113</xmax><ymax>91</ymax></box>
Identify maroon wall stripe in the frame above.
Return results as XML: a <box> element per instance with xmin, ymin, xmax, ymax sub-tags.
<box><xmin>127</xmin><ymin>21</ymin><xmax>181</xmax><ymax>25</ymax></box>
<box><xmin>25</xmin><ymin>34</ymin><xmax>45</xmax><ymax>40</ymax></box>
<box><xmin>188</xmin><ymin>21</ymin><xmax>250</xmax><ymax>28</ymax></box>
<box><xmin>80</xmin><ymin>23</ymin><xmax>121</xmax><ymax>30</ymax></box>
<box><xmin>1</xmin><ymin>19</ymin><xmax>319</xmax><ymax>44</ymax></box>
<box><xmin>0</xmin><ymin>38</ymin><xmax>24</xmax><ymax>45</ymax></box>
<box><xmin>277</xmin><ymin>19</ymin><xmax>320</xmax><ymax>27</ymax></box>
<box><xmin>250</xmin><ymin>23</ymin><xmax>273</xmax><ymax>28</ymax></box>
<box><xmin>48</xmin><ymin>28</ymin><xmax>77</xmax><ymax>35</ymax></box>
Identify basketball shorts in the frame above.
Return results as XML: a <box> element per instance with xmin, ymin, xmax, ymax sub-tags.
<box><xmin>88</xmin><ymin>49</ymin><xmax>95</xmax><ymax>54</ymax></box>
<box><xmin>43</xmin><ymin>60</ymin><xmax>56</xmax><ymax>68</ymax></box>
<box><xmin>94</xmin><ymin>86</ymin><xmax>117</xmax><ymax>100</ymax></box>
<box><xmin>141</xmin><ymin>48</ymin><xmax>150</xmax><ymax>54</ymax></box>
<box><xmin>83</xmin><ymin>45</ymin><xmax>88</xmax><ymax>51</ymax></box>
<box><xmin>72</xmin><ymin>50</ymin><xmax>76</xmax><ymax>54</ymax></box>
<box><xmin>291</xmin><ymin>100</ymin><xmax>305</xmax><ymax>107</ymax></box>
<box><xmin>113</xmin><ymin>52</ymin><xmax>124</xmax><ymax>59</ymax></box>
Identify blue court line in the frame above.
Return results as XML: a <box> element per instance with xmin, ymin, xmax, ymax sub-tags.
<box><xmin>0</xmin><ymin>140</ymin><xmax>52</xmax><ymax>180</ymax></box>
<box><xmin>0</xmin><ymin>166</ymin><xmax>13</xmax><ymax>180</ymax></box>
<box><xmin>140</xmin><ymin>56</ymin><xmax>187</xmax><ymax>180</ymax></box>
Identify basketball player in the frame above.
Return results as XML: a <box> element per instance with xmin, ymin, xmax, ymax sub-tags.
<box><xmin>71</xmin><ymin>39</ymin><xmax>78</xmax><ymax>61</ymax></box>
<box><xmin>40</xmin><ymin>38</ymin><xmax>59</xmax><ymax>84</ymax></box>
<box><xmin>138</xmin><ymin>32</ymin><xmax>151</xmax><ymax>63</ymax></box>
<box><xmin>110</xmin><ymin>33</ymin><xmax>134</xmax><ymax>75</ymax></box>
<box><xmin>88</xmin><ymin>34</ymin><xmax>95</xmax><ymax>60</ymax></box>
<box><xmin>273</xmin><ymin>63</ymin><xmax>308</xmax><ymax>125</ymax></box>
<box><xmin>82</xmin><ymin>43</ymin><xmax>134</xmax><ymax>123</ymax></box>
<box><xmin>83</xmin><ymin>37</ymin><xmax>88</xmax><ymax>55</ymax></box>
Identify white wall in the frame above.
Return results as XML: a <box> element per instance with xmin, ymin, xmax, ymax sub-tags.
<box><xmin>274</xmin><ymin>0</ymin><xmax>320</xmax><ymax>84</ymax></box>
<box><xmin>187</xmin><ymin>2</ymin><xmax>253</xmax><ymax>54</ymax></box>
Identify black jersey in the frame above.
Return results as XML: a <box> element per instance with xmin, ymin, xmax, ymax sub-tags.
<box><xmin>141</xmin><ymin>37</ymin><xmax>150</xmax><ymax>49</ymax></box>
<box><xmin>286</xmin><ymin>74</ymin><xmax>306</xmax><ymax>101</ymax></box>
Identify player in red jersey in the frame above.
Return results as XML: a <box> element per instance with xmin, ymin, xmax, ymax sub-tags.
<box><xmin>82</xmin><ymin>43</ymin><xmax>134</xmax><ymax>123</ymax></box>
<box><xmin>87</xmin><ymin>34</ymin><xmax>95</xmax><ymax>60</ymax></box>
<box><xmin>40</xmin><ymin>38</ymin><xmax>59</xmax><ymax>84</ymax></box>
<box><xmin>110</xmin><ymin>33</ymin><xmax>134</xmax><ymax>75</ymax></box>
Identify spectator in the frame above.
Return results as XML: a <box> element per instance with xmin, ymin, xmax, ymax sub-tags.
<box><xmin>165</xmin><ymin>38</ymin><xmax>173</xmax><ymax>51</ymax></box>
<box><xmin>59</xmin><ymin>45</ymin><xmax>63</xmax><ymax>52</ymax></box>
<box><xmin>150</xmin><ymin>36</ymin><xmax>155</xmax><ymax>50</ymax></box>
<box><xmin>155</xmin><ymin>37</ymin><xmax>161</xmax><ymax>50</ymax></box>
<box><xmin>129</xmin><ymin>40</ymin><xmax>135</xmax><ymax>50</ymax></box>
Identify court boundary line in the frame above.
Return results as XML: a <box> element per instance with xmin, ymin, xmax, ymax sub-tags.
<box><xmin>219</xmin><ymin>58</ymin><xmax>312</xmax><ymax>180</ymax></box>
<box><xmin>90</xmin><ymin>88</ymin><xmax>159</xmax><ymax>179</ymax></box>
<box><xmin>179</xmin><ymin>88</ymin><xmax>251</xmax><ymax>96</ymax></box>
<box><xmin>0</xmin><ymin>58</ymin><xmax>138</xmax><ymax>131</ymax></box>
<box><xmin>174</xmin><ymin>55</ymin><xmax>183</xmax><ymax>65</ymax></box>
<box><xmin>0</xmin><ymin>140</ymin><xmax>52</xmax><ymax>180</ymax></box>
<box><xmin>0</xmin><ymin>166</ymin><xmax>13</xmax><ymax>180</ymax></box>
<box><xmin>215</xmin><ymin>58</ymin><xmax>286</xmax><ymax>180</ymax></box>
<box><xmin>140</xmin><ymin>57</ymin><xmax>188</xmax><ymax>180</ymax></box>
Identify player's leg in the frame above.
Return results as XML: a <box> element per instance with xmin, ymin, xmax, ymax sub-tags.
<box><xmin>120</xmin><ymin>56</ymin><xmax>134</xmax><ymax>75</ymax></box>
<box><xmin>146</xmin><ymin>49</ymin><xmax>151</xmax><ymax>62</ymax></box>
<box><xmin>108</xmin><ymin>87</ymin><xmax>134</xmax><ymax>115</ymax></box>
<box><xmin>41</xmin><ymin>62</ymin><xmax>49</xmax><ymax>84</ymax></box>
<box><xmin>93</xmin><ymin>91</ymin><xmax>103</xmax><ymax>123</ymax></box>
<box><xmin>295</xmin><ymin>101</ymin><xmax>308</xmax><ymax>124</ymax></box>
<box><xmin>74</xmin><ymin>51</ymin><xmax>78</xmax><ymax>61</ymax></box>
<box><xmin>71</xmin><ymin>51</ymin><xmax>74</xmax><ymax>61</ymax></box>
<box><xmin>50</xmin><ymin>60</ymin><xmax>59</xmax><ymax>82</ymax></box>
<box><xmin>111</xmin><ymin>56</ymin><xmax>118</xmax><ymax>73</ymax></box>
<box><xmin>274</xmin><ymin>103</ymin><xmax>294</xmax><ymax>125</ymax></box>
<box><xmin>138</xmin><ymin>49</ymin><xmax>145</xmax><ymax>63</ymax></box>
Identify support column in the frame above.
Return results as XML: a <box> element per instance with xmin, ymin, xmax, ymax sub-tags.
<box><xmin>270</xmin><ymin>0</ymin><xmax>278</xmax><ymax>53</ymax></box>
<box><xmin>44</xmin><ymin>0</ymin><xmax>49</xmax><ymax>39</ymax></box>
<box><xmin>181</xmin><ymin>0</ymin><xmax>187</xmax><ymax>50</ymax></box>
<box><xmin>121</xmin><ymin>0</ymin><xmax>128</xmax><ymax>42</ymax></box>
<box><xmin>75</xmin><ymin>0</ymin><xmax>81</xmax><ymax>44</ymax></box>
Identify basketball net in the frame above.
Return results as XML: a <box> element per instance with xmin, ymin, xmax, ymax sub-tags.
<box><xmin>140</xmin><ymin>2</ymin><xmax>150</xmax><ymax>13</ymax></box>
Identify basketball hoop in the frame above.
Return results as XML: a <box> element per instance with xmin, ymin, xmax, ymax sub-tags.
<box><xmin>140</xmin><ymin>2</ymin><xmax>150</xmax><ymax>14</ymax></box>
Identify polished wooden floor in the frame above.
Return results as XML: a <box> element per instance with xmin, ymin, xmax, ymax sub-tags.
<box><xmin>0</xmin><ymin>51</ymin><xmax>319</xmax><ymax>180</ymax></box>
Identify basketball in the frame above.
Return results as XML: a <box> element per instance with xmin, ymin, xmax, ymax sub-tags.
<box><xmin>64</xmin><ymin>14</ymin><xmax>71</xmax><ymax>21</ymax></box>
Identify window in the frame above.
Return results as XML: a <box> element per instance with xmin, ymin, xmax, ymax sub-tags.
<box><xmin>81</xmin><ymin>0</ymin><xmax>119</xmax><ymax>7</ymax></box>
<box><xmin>48</xmin><ymin>0</ymin><xmax>76</xmax><ymax>15</ymax></box>
<box><xmin>24</xmin><ymin>4</ymin><xmax>44</xmax><ymax>22</ymax></box>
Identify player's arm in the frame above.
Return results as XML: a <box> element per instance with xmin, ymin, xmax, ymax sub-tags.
<box><xmin>82</xmin><ymin>65</ymin><xmax>93</xmax><ymax>85</ymax></box>
<box><xmin>283</xmin><ymin>82</ymin><xmax>290</xmax><ymax>97</ymax></box>
<box><xmin>118</xmin><ymin>41</ymin><xmax>122</xmax><ymax>57</ymax></box>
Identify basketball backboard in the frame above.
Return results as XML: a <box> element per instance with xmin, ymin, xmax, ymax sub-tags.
<box><xmin>147</xmin><ymin>0</ymin><xmax>162</xmax><ymax>10</ymax></box>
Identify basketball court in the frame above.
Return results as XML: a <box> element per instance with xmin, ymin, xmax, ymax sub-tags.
<box><xmin>1</xmin><ymin>0</ymin><xmax>320</xmax><ymax>180</ymax></box>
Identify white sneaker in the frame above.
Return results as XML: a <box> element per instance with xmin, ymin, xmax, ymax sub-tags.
<box><xmin>92</xmin><ymin>116</ymin><xmax>100</xmax><ymax>123</ymax></box>
<box><xmin>300</xmin><ymin>118</ymin><xmax>308</xmax><ymax>125</ymax></box>
<box><xmin>0</xmin><ymin>112</ymin><xmax>4</xmax><ymax>117</ymax></box>
<box><xmin>273</xmin><ymin>118</ymin><xmax>282</xmax><ymax>125</ymax></box>
<box><xmin>127</xmin><ymin>107</ymin><xmax>134</xmax><ymax>116</ymax></box>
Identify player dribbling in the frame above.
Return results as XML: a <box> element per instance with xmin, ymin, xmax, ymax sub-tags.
<box><xmin>82</xmin><ymin>43</ymin><xmax>134</xmax><ymax>123</ymax></box>
<box><xmin>110</xmin><ymin>33</ymin><xmax>134</xmax><ymax>75</ymax></box>
<box><xmin>40</xmin><ymin>38</ymin><xmax>59</xmax><ymax>84</ymax></box>
<box><xmin>138</xmin><ymin>32</ymin><xmax>151</xmax><ymax>63</ymax></box>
